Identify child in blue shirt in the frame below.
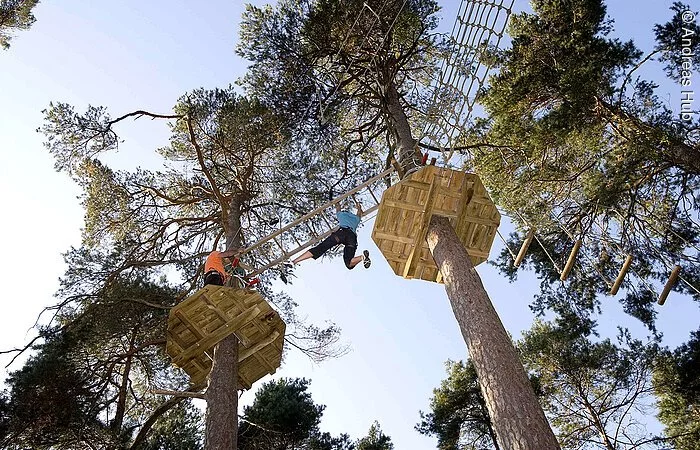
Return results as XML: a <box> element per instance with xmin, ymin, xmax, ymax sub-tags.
<box><xmin>292</xmin><ymin>198</ymin><xmax>371</xmax><ymax>270</ymax></box>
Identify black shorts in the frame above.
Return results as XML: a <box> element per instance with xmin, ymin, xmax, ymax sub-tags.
<box><xmin>309</xmin><ymin>227</ymin><xmax>358</xmax><ymax>269</ymax></box>
<box><xmin>203</xmin><ymin>271</ymin><xmax>224</xmax><ymax>286</ymax></box>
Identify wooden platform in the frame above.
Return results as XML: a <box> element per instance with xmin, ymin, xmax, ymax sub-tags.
<box><xmin>166</xmin><ymin>285</ymin><xmax>285</xmax><ymax>389</ymax></box>
<box><xmin>372</xmin><ymin>166</ymin><xmax>500</xmax><ymax>283</ymax></box>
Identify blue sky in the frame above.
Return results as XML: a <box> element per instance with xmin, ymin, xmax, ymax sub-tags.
<box><xmin>0</xmin><ymin>1</ymin><xmax>698</xmax><ymax>448</ymax></box>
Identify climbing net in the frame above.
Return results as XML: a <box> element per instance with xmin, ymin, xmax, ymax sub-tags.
<box><xmin>419</xmin><ymin>0</ymin><xmax>514</xmax><ymax>166</ymax></box>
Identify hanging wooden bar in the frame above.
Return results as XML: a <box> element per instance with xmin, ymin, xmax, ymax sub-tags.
<box><xmin>559</xmin><ymin>239</ymin><xmax>582</xmax><ymax>281</ymax></box>
<box><xmin>609</xmin><ymin>254</ymin><xmax>633</xmax><ymax>295</ymax></box>
<box><xmin>658</xmin><ymin>265</ymin><xmax>681</xmax><ymax>305</ymax></box>
<box><xmin>513</xmin><ymin>229</ymin><xmax>535</xmax><ymax>267</ymax></box>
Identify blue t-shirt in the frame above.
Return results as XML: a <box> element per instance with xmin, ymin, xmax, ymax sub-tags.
<box><xmin>336</xmin><ymin>211</ymin><xmax>360</xmax><ymax>233</ymax></box>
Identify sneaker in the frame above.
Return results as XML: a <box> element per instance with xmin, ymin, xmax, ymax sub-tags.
<box><xmin>363</xmin><ymin>250</ymin><xmax>371</xmax><ymax>268</ymax></box>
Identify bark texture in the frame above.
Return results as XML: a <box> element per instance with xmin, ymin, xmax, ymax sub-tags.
<box><xmin>205</xmin><ymin>333</ymin><xmax>240</xmax><ymax>450</ymax></box>
<box><xmin>384</xmin><ymin>81</ymin><xmax>422</xmax><ymax>174</ymax></box>
<box><xmin>426</xmin><ymin>215</ymin><xmax>560</xmax><ymax>450</ymax></box>
<box><xmin>204</xmin><ymin>198</ymin><xmax>243</xmax><ymax>449</ymax></box>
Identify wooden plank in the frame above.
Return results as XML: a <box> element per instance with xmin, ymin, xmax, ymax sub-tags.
<box><xmin>460</xmin><ymin>215</ymin><xmax>500</xmax><ymax>227</ymax></box>
<box><xmin>172</xmin><ymin>305</ymin><xmax>261</xmax><ymax>365</ymax></box>
<box><xmin>453</xmin><ymin>175</ymin><xmax>475</xmax><ymax>236</ymax></box>
<box><xmin>381</xmin><ymin>199</ymin><xmax>458</xmax><ymax>218</ymax></box>
<box><xmin>609</xmin><ymin>254</ymin><xmax>633</xmax><ymax>295</ymax></box>
<box><xmin>252</xmin><ymin>351</ymin><xmax>276</xmax><ymax>374</ymax></box>
<box><xmin>658</xmin><ymin>265</ymin><xmax>681</xmax><ymax>305</ymax></box>
<box><xmin>373</xmin><ymin>232</ymin><xmax>415</xmax><ymax>245</ymax></box>
<box><xmin>560</xmin><ymin>239</ymin><xmax>582</xmax><ymax>281</ymax></box>
<box><xmin>403</xmin><ymin>177</ymin><xmax>442</xmax><ymax>278</ymax></box>
<box><xmin>174</xmin><ymin>310</ymin><xmax>205</xmax><ymax>340</ymax></box>
<box><xmin>199</xmin><ymin>294</ymin><xmax>231</xmax><ymax>325</ymax></box>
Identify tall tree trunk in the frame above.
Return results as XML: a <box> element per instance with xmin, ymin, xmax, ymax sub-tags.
<box><xmin>205</xmin><ymin>334</ymin><xmax>240</xmax><ymax>450</ymax></box>
<box><xmin>426</xmin><ymin>215</ymin><xmax>560</xmax><ymax>450</ymax></box>
<box><xmin>385</xmin><ymin>81</ymin><xmax>421</xmax><ymax>174</ymax></box>
<box><xmin>204</xmin><ymin>197</ymin><xmax>243</xmax><ymax>450</ymax></box>
<box><xmin>111</xmin><ymin>329</ymin><xmax>137</xmax><ymax>434</ymax></box>
<box><xmin>581</xmin><ymin>396</ymin><xmax>616</xmax><ymax>450</ymax></box>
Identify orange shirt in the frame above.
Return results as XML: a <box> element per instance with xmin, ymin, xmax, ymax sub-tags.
<box><xmin>205</xmin><ymin>251</ymin><xmax>226</xmax><ymax>276</ymax></box>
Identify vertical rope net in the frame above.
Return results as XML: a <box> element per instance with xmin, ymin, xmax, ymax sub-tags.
<box><xmin>419</xmin><ymin>0</ymin><xmax>514</xmax><ymax>165</ymax></box>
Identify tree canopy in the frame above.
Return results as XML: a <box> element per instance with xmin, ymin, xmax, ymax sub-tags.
<box><xmin>20</xmin><ymin>84</ymin><xmax>363</xmax><ymax>447</ymax></box>
<box><xmin>420</xmin><ymin>316</ymin><xmax>668</xmax><ymax>450</ymax></box>
<box><xmin>237</xmin><ymin>0</ymin><xmax>445</xmax><ymax>174</ymax></box>
<box><xmin>473</xmin><ymin>0</ymin><xmax>700</xmax><ymax>332</ymax></box>
<box><xmin>653</xmin><ymin>327</ymin><xmax>700</xmax><ymax>450</ymax></box>
<box><xmin>0</xmin><ymin>0</ymin><xmax>39</xmax><ymax>49</ymax></box>
<box><xmin>0</xmin><ymin>271</ymin><xmax>203</xmax><ymax>449</ymax></box>
<box><xmin>238</xmin><ymin>378</ymin><xmax>392</xmax><ymax>450</ymax></box>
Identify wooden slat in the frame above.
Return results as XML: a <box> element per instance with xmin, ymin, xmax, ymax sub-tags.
<box><xmin>374</xmin><ymin>232</ymin><xmax>415</xmax><ymax>245</ymax></box>
<box><xmin>404</xmin><ymin>177</ymin><xmax>442</xmax><ymax>278</ymax></box>
<box><xmin>167</xmin><ymin>286</ymin><xmax>286</xmax><ymax>390</ymax></box>
<box><xmin>172</xmin><ymin>305</ymin><xmax>261</xmax><ymax>365</ymax></box>
<box><xmin>200</xmin><ymin>294</ymin><xmax>231</xmax><ymax>324</ymax></box>
<box><xmin>174</xmin><ymin>310</ymin><xmax>205</xmax><ymax>340</ymax></box>
<box><xmin>381</xmin><ymin>199</ymin><xmax>458</xmax><ymax>218</ymax></box>
<box><xmin>239</xmin><ymin>331</ymin><xmax>280</xmax><ymax>362</ymax></box>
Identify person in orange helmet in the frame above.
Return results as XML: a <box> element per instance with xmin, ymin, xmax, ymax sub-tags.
<box><xmin>203</xmin><ymin>248</ymin><xmax>241</xmax><ymax>286</ymax></box>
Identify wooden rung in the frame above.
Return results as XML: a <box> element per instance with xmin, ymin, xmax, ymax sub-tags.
<box><xmin>658</xmin><ymin>265</ymin><xmax>681</xmax><ymax>305</ymax></box>
<box><xmin>305</xmin><ymin>221</ymin><xmax>317</xmax><ymax>236</ymax></box>
<box><xmin>609</xmin><ymin>254</ymin><xmax>633</xmax><ymax>295</ymax></box>
<box><xmin>320</xmin><ymin>213</ymin><xmax>334</xmax><ymax>228</ymax></box>
<box><xmin>560</xmin><ymin>239</ymin><xmax>582</xmax><ymax>281</ymax></box>
<box><xmin>289</xmin><ymin>231</ymin><xmax>303</xmax><ymax>247</ymax></box>
<box><xmin>514</xmin><ymin>229</ymin><xmax>535</xmax><ymax>267</ymax></box>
